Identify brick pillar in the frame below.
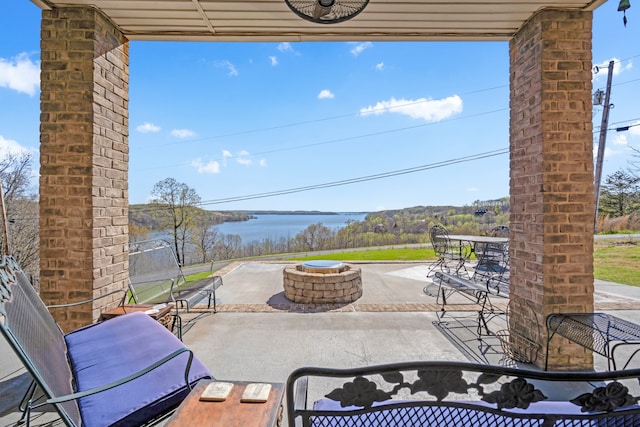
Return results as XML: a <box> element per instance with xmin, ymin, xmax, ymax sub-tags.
<box><xmin>510</xmin><ymin>9</ymin><xmax>594</xmax><ymax>370</ymax></box>
<box><xmin>40</xmin><ymin>7</ymin><xmax>129</xmax><ymax>332</ymax></box>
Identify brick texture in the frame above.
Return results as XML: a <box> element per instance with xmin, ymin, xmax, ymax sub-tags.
<box><xmin>40</xmin><ymin>7</ymin><xmax>129</xmax><ymax>332</ymax></box>
<box><xmin>509</xmin><ymin>9</ymin><xmax>594</xmax><ymax>369</ymax></box>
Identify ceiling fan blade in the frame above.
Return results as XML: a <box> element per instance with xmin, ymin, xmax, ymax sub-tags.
<box><xmin>313</xmin><ymin>4</ymin><xmax>333</xmax><ymax>20</ymax></box>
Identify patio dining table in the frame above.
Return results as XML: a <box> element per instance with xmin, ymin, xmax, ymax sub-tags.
<box><xmin>445</xmin><ymin>235</ymin><xmax>509</xmax><ymax>279</ymax></box>
<box><xmin>446</xmin><ymin>234</ymin><xmax>508</xmax><ymax>260</ymax></box>
<box><xmin>447</xmin><ymin>234</ymin><xmax>509</xmax><ymax>248</ymax></box>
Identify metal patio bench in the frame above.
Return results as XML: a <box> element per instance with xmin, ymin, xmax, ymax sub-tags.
<box><xmin>128</xmin><ymin>240</ymin><xmax>223</xmax><ymax>338</ymax></box>
<box><xmin>428</xmin><ymin>270</ymin><xmax>506</xmax><ymax>336</ymax></box>
<box><xmin>287</xmin><ymin>360</ymin><xmax>640</xmax><ymax>427</ymax></box>
<box><xmin>0</xmin><ymin>254</ymin><xmax>213</xmax><ymax>427</ymax></box>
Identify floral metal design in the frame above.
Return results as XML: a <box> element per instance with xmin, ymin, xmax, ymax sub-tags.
<box><xmin>483</xmin><ymin>378</ymin><xmax>546</xmax><ymax>410</ymax></box>
<box><xmin>324</xmin><ymin>368</ymin><xmax>547</xmax><ymax>411</ymax></box>
<box><xmin>326</xmin><ymin>377</ymin><xmax>392</xmax><ymax>408</ymax></box>
<box><xmin>571</xmin><ymin>382</ymin><xmax>637</xmax><ymax>413</ymax></box>
<box><xmin>413</xmin><ymin>369</ymin><xmax>469</xmax><ymax>401</ymax></box>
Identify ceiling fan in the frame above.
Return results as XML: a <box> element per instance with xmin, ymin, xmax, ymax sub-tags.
<box><xmin>284</xmin><ymin>0</ymin><xmax>370</xmax><ymax>24</ymax></box>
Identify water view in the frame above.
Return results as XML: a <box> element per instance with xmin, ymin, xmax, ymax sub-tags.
<box><xmin>215</xmin><ymin>213</ymin><xmax>368</xmax><ymax>243</ymax></box>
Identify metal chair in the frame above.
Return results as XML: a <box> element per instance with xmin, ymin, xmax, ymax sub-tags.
<box><xmin>473</xmin><ymin>225</ymin><xmax>510</xmax><ymax>293</ymax></box>
<box><xmin>494</xmin><ymin>299</ymin><xmax>540</xmax><ymax>365</ymax></box>
<box><xmin>426</xmin><ymin>225</ymin><xmax>469</xmax><ymax>278</ymax></box>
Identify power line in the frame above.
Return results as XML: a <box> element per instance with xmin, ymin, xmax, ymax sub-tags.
<box><xmin>134</xmin><ymin>107</ymin><xmax>510</xmax><ymax>172</ymax></box>
<box><xmin>135</xmin><ymin>84</ymin><xmax>510</xmax><ymax>151</ymax></box>
<box><xmin>196</xmin><ymin>148</ymin><xmax>509</xmax><ymax>207</ymax></box>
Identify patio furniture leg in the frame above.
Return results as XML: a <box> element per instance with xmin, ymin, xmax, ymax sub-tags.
<box><xmin>172</xmin><ymin>313</ymin><xmax>183</xmax><ymax>341</ymax></box>
<box><xmin>17</xmin><ymin>379</ymin><xmax>38</xmax><ymax>425</ymax></box>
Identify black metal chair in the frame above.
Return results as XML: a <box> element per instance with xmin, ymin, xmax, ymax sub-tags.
<box><xmin>473</xmin><ymin>225</ymin><xmax>510</xmax><ymax>293</ymax></box>
<box><xmin>426</xmin><ymin>224</ymin><xmax>469</xmax><ymax>278</ymax></box>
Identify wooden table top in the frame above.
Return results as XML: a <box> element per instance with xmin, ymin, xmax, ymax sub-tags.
<box><xmin>99</xmin><ymin>304</ymin><xmax>172</xmax><ymax>321</ymax></box>
<box><xmin>165</xmin><ymin>380</ymin><xmax>285</xmax><ymax>427</ymax></box>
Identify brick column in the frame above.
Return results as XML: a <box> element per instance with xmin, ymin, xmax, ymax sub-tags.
<box><xmin>510</xmin><ymin>9</ymin><xmax>594</xmax><ymax>370</ymax></box>
<box><xmin>40</xmin><ymin>7</ymin><xmax>129</xmax><ymax>332</ymax></box>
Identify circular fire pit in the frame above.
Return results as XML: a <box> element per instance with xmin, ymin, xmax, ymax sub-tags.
<box><xmin>283</xmin><ymin>261</ymin><xmax>362</xmax><ymax>304</ymax></box>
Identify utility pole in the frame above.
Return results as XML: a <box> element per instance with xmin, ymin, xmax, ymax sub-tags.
<box><xmin>0</xmin><ymin>182</ymin><xmax>10</xmax><ymax>256</ymax></box>
<box><xmin>593</xmin><ymin>60</ymin><xmax>615</xmax><ymax>234</ymax></box>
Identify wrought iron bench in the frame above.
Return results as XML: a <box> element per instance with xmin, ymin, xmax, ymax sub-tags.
<box><xmin>0</xmin><ymin>255</ymin><xmax>213</xmax><ymax>426</ymax></box>
<box><xmin>424</xmin><ymin>234</ymin><xmax>509</xmax><ymax>321</ymax></box>
<box><xmin>286</xmin><ymin>361</ymin><xmax>640</xmax><ymax>427</ymax></box>
<box><xmin>425</xmin><ymin>271</ymin><xmax>507</xmax><ymax>336</ymax></box>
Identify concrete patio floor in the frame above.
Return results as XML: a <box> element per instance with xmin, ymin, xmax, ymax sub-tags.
<box><xmin>3</xmin><ymin>261</ymin><xmax>640</xmax><ymax>426</ymax></box>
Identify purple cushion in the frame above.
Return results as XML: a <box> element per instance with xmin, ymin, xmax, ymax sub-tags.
<box><xmin>65</xmin><ymin>311</ymin><xmax>212</xmax><ymax>427</ymax></box>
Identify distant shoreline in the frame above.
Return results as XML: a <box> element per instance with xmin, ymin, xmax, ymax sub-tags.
<box><xmin>222</xmin><ymin>210</ymin><xmax>369</xmax><ymax>216</ymax></box>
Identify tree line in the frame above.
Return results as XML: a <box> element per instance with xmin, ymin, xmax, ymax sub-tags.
<box><xmin>2</xmin><ymin>150</ymin><xmax>639</xmax><ymax>277</ymax></box>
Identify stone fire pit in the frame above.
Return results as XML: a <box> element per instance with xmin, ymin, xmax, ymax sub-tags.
<box><xmin>283</xmin><ymin>260</ymin><xmax>362</xmax><ymax>304</ymax></box>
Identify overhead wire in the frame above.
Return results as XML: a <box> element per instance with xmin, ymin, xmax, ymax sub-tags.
<box><xmin>134</xmin><ymin>106</ymin><xmax>510</xmax><ymax>172</ymax></box>
<box><xmin>135</xmin><ymin>83</ymin><xmax>510</xmax><ymax>150</ymax></box>
<box><xmin>132</xmin><ymin>53</ymin><xmax>640</xmax><ymax>210</ymax></box>
<box><xmin>196</xmin><ymin>149</ymin><xmax>509</xmax><ymax>206</ymax></box>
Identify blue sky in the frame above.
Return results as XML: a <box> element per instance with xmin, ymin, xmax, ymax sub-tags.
<box><xmin>1</xmin><ymin>1</ymin><xmax>639</xmax><ymax>212</ymax></box>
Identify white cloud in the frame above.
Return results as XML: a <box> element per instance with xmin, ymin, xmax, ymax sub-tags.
<box><xmin>269</xmin><ymin>56</ymin><xmax>278</xmax><ymax>66</ymax></box>
<box><xmin>221</xmin><ymin>150</ymin><xmax>233</xmax><ymax>166</ymax></box>
<box><xmin>278</xmin><ymin>42</ymin><xmax>293</xmax><ymax>53</ymax></box>
<box><xmin>237</xmin><ymin>150</ymin><xmax>252</xmax><ymax>166</ymax></box>
<box><xmin>136</xmin><ymin>122</ymin><xmax>161</xmax><ymax>133</ymax></box>
<box><xmin>0</xmin><ymin>53</ymin><xmax>40</xmax><ymax>96</ymax></box>
<box><xmin>350</xmin><ymin>42</ymin><xmax>372</xmax><ymax>57</ymax></box>
<box><xmin>593</xmin><ymin>57</ymin><xmax>633</xmax><ymax>81</ymax></box>
<box><xmin>613</xmin><ymin>132</ymin><xmax>628</xmax><ymax>146</ymax></box>
<box><xmin>603</xmin><ymin>146</ymin><xmax>617</xmax><ymax>158</ymax></box>
<box><xmin>171</xmin><ymin>129</ymin><xmax>196</xmax><ymax>139</ymax></box>
<box><xmin>467</xmin><ymin>187</ymin><xmax>479</xmax><ymax>192</ymax></box>
<box><xmin>0</xmin><ymin>135</ymin><xmax>30</xmax><ymax>159</ymax></box>
<box><xmin>217</xmin><ymin>60</ymin><xmax>238</xmax><ymax>77</ymax></box>
<box><xmin>220</xmin><ymin>150</ymin><xmax>263</xmax><ymax>168</ymax></box>
<box><xmin>191</xmin><ymin>158</ymin><xmax>221</xmax><ymax>174</ymax></box>
<box><xmin>359</xmin><ymin>95</ymin><xmax>463</xmax><ymax>122</ymax></box>
<box><xmin>318</xmin><ymin>89</ymin><xmax>335</xmax><ymax>99</ymax></box>
<box><xmin>375</xmin><ymin>62</ymin><xmax>384</xmax><ymax>71</ymax></box>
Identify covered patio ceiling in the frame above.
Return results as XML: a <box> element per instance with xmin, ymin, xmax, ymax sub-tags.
<box><xmin>31</xmin><ymin>0</ymin><xmax>606</xmax><ymax>42</ymax></box>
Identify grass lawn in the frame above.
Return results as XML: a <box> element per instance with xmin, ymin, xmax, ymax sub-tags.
<box><xmin>290</xmin><ymin>240</ymin><xmax>640</xmax><ymax>287</ymax></box>
<box><xmin>594</xmin><ymin>241</ymin><xmax>640</xmax><ymax>287</ymax></box>
<box><xmin>292</xmin><ymin>248</ymin><xmax>436</xmax><ymax>262</ymax></box>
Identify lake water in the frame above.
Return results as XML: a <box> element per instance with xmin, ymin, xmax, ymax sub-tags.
<box><xmin>215</xmin><ymin>213</ymin><xmax>368</xmax><ymax>243</ymax></box>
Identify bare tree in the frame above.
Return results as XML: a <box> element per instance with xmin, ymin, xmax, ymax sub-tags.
<box><xmin>149</xmin><ymin>178</ymin><xmax>201</xmax><ymax>265</ymax></box>
<box><xmin>294</xmin><ymin>222</ymin><xmax>333</xmax><ymax>251</ymax></box>
<box><xmin>0</xmin><ymin>152</ymin><xmax>39</xmax><ymax>277</ymax></box>
<box><xmin>630</xmin><ymin>145</ymin><xmax>640</xmax><ymax>179</ymax></box>
<box><xmin>214</xmin><ymin>234</ymin><xmax>242</xmax><ymax>260</ymax></box>
<box><xmin>191</xmin><ymin>211</ymin><xmax>221</xmax><ymax>263</ymax></box>
<box><xmin>129</xmin><ymin>223</ymin><xmax>150</xmax><ymax>243</ymax></box>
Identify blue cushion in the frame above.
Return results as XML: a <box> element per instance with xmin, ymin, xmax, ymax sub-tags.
<box><xmin>65</xmin><ymin>311</ymin><xmax>212</xmax><ymax>427</ymax></box>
